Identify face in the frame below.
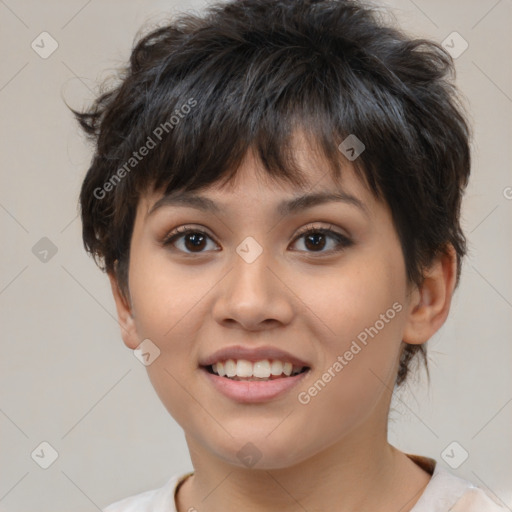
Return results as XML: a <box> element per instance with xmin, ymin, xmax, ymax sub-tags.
<box><xmin>114</xmin><ymin>136</ymin><xmax>422</xmax><ymax>470</ymax></box>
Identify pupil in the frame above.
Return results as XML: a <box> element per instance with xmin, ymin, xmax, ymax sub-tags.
<box><xmin>186</xmin><ymin>233</ymin><xmax>206</xmax><ymax>251</ymax></box>
<box><xmin>184</xmin><ymin>232</ymin><xmax>326</xmax><ymax>252</ymax></box>
<box><xmin>305</xmin><ymin>233</ymin><xmax>325</xmax><ymax>251</ymax></box>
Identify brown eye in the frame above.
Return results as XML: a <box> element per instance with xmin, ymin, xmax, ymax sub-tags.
<box><xmin>303</xmin><ymin>231</ymin><xmax>328</xmax><ymax>251</ymax></box>
<box><xmin>162</xmin><ymin>224</ymin><xmax>353</xmax><ymax>256</ymax></box>
<box><xmin>291</xmin><ymin>226</ymin><xmax>353</xmax><ymax>254</ymax></box>
<box><xmin>162</xmin><ymin>227</ymin><xmax>218</xmax><ymax>253</ymax></box>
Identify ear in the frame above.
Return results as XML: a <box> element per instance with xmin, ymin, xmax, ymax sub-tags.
<box><xmin>402</xmin><ymin>245</ymin><xmax>458</xmax><ymax>345</ymax></box>
<box><xmin>107</xmin><ymin>271</ymin><xmax>140</xmax><ymax>350</ymax></box>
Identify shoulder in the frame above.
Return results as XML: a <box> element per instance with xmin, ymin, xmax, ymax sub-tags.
<box><xmin>103</xmin><ymin>487</ymin><xmax>159</xmax><ymax>512</ymax></box>
<box><xmin>449</xmin><ymin>486</ymin><xmax>507</xmax><ymax>512</ymax></box>
<box><xmin>102</xmin><ymin>473</ymin><xmax>192</xmax><ymax>512</ymax></box>
<box><xmin>407</xmin><ymin>455</ymin><xmax>507</xmax><ymax>512</ymax></box>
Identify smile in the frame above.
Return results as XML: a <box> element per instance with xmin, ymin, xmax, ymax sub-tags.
<box><xmin>208</xmin><ymin>359</ymin><xmax>307</xmax><ymax>381</ymax></box>
<box><xmin>199</xmin><ymin>345</ymin><xmax>311</xmax><ymax>402</ymax></box>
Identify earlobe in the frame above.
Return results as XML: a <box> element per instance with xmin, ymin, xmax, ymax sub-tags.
<box><xmin>402</xmin><ymin>245</ymin><xmax>458</xmax><ymax>345</ymax></box>
<box><xmin>107</xmin><ymin>272</ymin><xmax>140</xmax><ymax>350</ymax></box>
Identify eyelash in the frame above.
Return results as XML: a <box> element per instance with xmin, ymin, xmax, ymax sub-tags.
<box><xmin>161</xmin><ymin>223</ymin><xmax>353</xmax><ymax>256</ymax></box>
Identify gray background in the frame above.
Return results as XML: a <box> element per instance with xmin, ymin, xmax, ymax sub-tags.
<box><xmin>0</xmin><ymin>0</ymin><xmax>511</xmax><ymax>510</ymax></box>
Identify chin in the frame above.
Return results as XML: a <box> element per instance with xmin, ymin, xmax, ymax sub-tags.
<box><xmin>205</xmin><ymin>432</ymin><xmax>315</xmax><ymax>471</ymax></box>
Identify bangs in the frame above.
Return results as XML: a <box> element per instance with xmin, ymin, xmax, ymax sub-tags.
<box><xmin>120</xmin><ymin>34</ymin><xmax>385</xmax><ymax>201</ymax></box>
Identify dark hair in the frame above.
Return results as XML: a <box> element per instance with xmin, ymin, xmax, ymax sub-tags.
<box><xmin>72</xmin><ymin>0</ymin><xmax>471</xmax><ymax>387</ymax></box>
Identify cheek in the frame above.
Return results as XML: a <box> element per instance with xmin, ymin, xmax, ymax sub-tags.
<box><xmin>293</xmin><ymin>308</ymin><xmax>405</xmax><ymax>456</ymax></box>
<box><xmin>293</xmin><ymin>252</ymin><xmax>406</xmax><ymax>410</ymax></box>
<box><xmin>127</xmin><ymin>248</ymin><xmax>213</xmax><ymax>425</ymax></box>
<box><xmin>296</xmin><ymin>253</ymin><xmax>405</xmax><ymax>348</ymax></box>
<box><xmin>128</xmin><ymin>245</ymin><xmax>199</xmax><ymax>339</ymax></box>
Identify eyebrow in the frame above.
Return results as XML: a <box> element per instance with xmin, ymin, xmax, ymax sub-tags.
<box><xmin>146</xmin><ymin>190</ymin><xmax>369</xmax><ymax>218</ymax></box>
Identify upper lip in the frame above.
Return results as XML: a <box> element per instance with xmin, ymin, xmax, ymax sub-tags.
<box><xmin>199</xmin><ymin>345</ymin><xmax>311</xmax><ymax>368</ymax></box>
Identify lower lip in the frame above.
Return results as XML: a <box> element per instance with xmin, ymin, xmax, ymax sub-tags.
<box><xmin>201</xmin><ymin>368</ymin><xmax>309</xmax><ymax>403</ymax></box>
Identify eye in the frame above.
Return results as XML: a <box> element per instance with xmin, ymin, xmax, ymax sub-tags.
<box><xmin>161</xmin><ymin>223</ymin><xmax>353</xmax><ymax>255</ymax></box>
<box><xmin>161</xmin><ymin>225</ymin><xmax>219</xmax><ymax>254</ymax></box>
<box><xmin>290</xmin><ymin>223</ymin><xmax>353</xmax><ymax>254</ymax></box>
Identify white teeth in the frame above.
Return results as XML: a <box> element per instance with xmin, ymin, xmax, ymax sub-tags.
<box><xmin>270</xmin><ymin>360</ymin><xmax>283</xmax><ymax>376</ymax></box>
<box><xmin>236</xmin><ymin>359</ymin><xmax>253</xmax><ymax>377</ymax></box>
<box><xmin>224</xmin><ymin>359</ymin><xmax>237</xmax><ymax>377</ymax></box>
<box><xmin>253</xmin><ymin>360</ymin><xmax>271</xmax><ymax>378</ymax></box>
<box><xmin>210</xmin><ymin>359</ymin><xmax>305</xmax><ymax>379</ymax></box>
<box><xmin>216</xmin><ymin>361</ymin><xmax>225</xmax><ymax>377</ymax></box>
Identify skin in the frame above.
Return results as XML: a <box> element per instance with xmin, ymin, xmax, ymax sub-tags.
<box><xmin>109</xmin><ymin>132</ymin><xmax>457</xmax><ymax>512</ymax></box>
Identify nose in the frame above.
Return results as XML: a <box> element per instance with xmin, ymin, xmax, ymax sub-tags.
<box><xmin>211</xmin><ymin>248</ymin><xmax>294</xmax><ymax>332</ymax></box>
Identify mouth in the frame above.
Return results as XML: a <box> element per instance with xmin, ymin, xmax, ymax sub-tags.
<box><xmin>199</xmin><ymin>346</ymin><xmax>311</xmax><ymax>403</ymax></box>
<box><xmin>203</xmin><ymin>359</ymin><xmax>309</xmax><ymax>381</ymax></box>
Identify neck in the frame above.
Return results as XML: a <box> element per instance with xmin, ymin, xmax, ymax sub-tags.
<box><xmin>177</xmin><ymin>424</ymin><xmax>430</xmax><ymax>512</ymax></box>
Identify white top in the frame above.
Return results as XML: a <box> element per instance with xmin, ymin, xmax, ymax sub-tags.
<box><xmin>103</xmin><ymin>455</ymin><xmax>506</xmax><ymax>511</ymax></box>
